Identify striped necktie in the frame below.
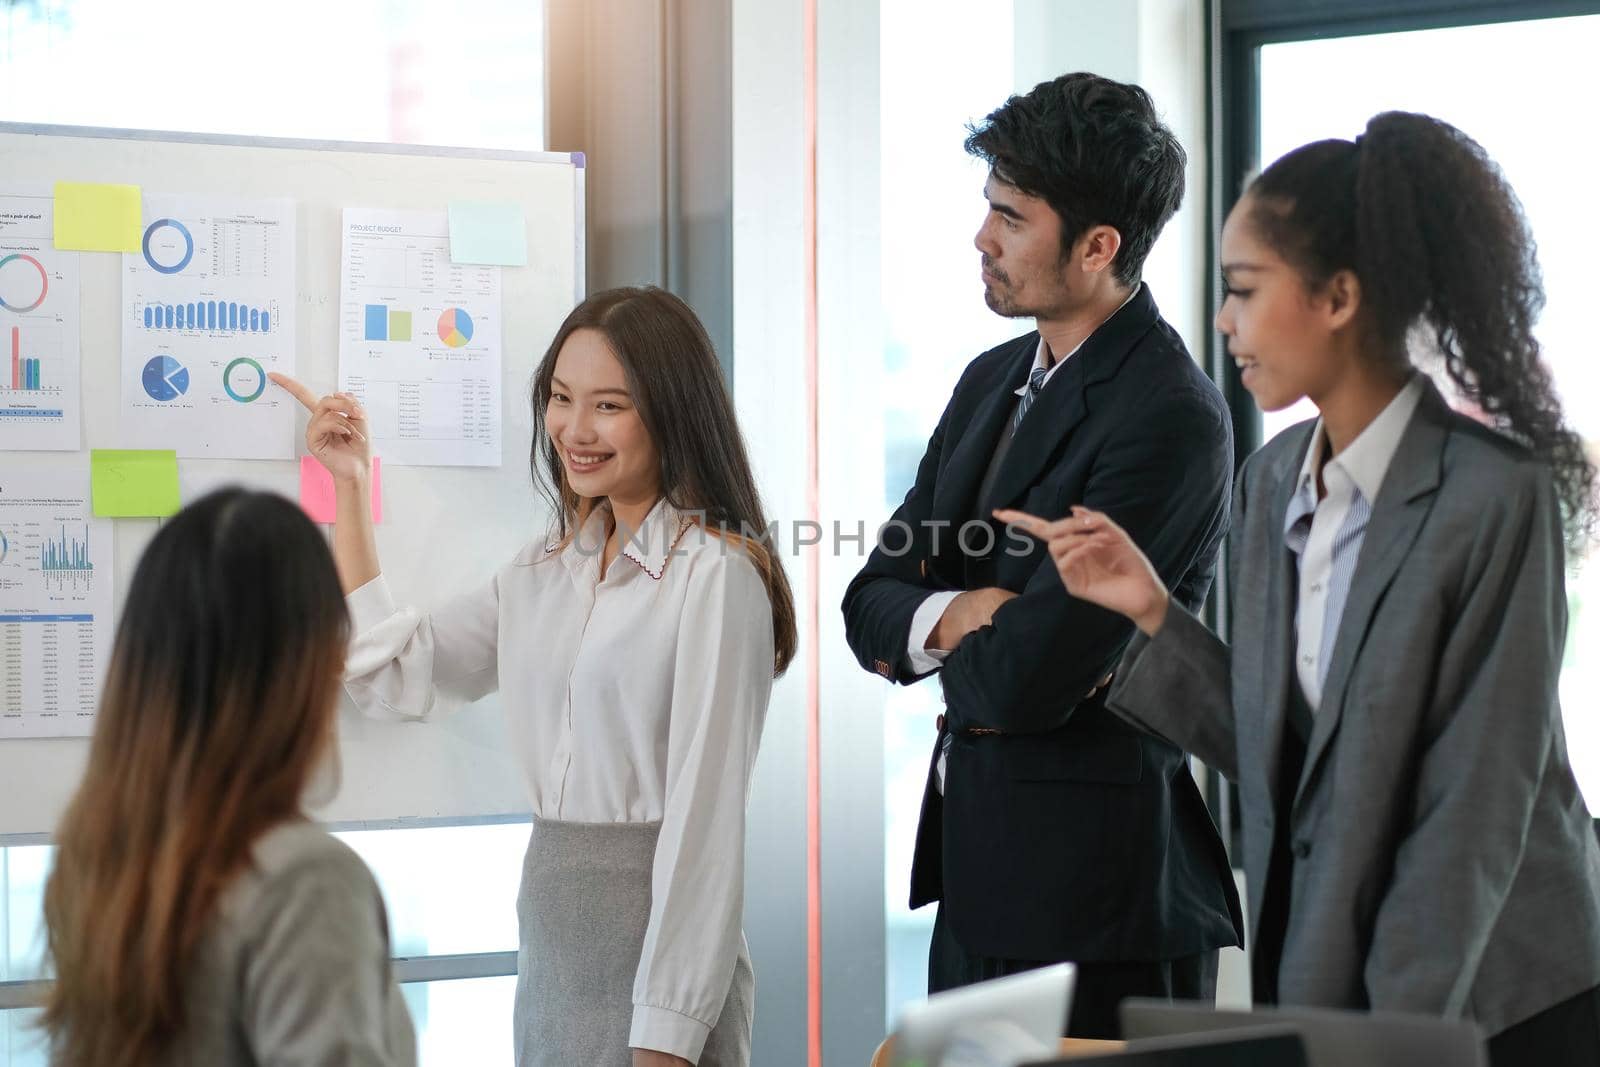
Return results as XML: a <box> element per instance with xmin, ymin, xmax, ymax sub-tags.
<box><xmin>1013</xmin><ymin>365</ymin><xmax>1048</xmax><ymax>431</ymax></box>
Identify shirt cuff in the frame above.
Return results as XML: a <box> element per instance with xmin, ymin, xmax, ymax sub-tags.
<box><xmin>630</xmin><ymin>1003</ymin><xmax>712</xmax><ymax>1063</ymax></box>
<box><xmin>344</xmin><ymin>574</ymin><xmax>396</xmax><ymax>635</ymax></box>
<box><xmin>905</xmin><ymin>591</ymin><xmax>960</xmax><ymax>675</ymax></box>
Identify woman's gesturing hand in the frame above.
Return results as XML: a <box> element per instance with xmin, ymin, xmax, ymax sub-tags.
<box><xmin>269</xmin><ymin>373</ymin><xmax>371</xmax><ymax>485</ymax></box>
<box><xmin>994</xmin><ymin>505</ymin><xmax>1172</xmax><ymax>637</ymax></box>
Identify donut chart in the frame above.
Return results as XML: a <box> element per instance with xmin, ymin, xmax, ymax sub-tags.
<box><xmin>223</xmin><ymin>357</ymin><xmax>267</xmax><ymax>403</ymax></box>
<box><xmin>437</xmin><ymin>307</ymin><xmax>474</xmax><ymax>348</ymax></box>
<box><xmin>0</xmin><ymin>253</ymin><xmax>48</xmax><ymax>312</ymax></box>
<box><xmin>142</xmin><ymin>218</ymin><xmax>195</xmax><ymax>274</ymax></box>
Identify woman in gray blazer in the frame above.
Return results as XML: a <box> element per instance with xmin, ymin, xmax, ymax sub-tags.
<box><xmin>41</xmin><ymin>490</ymin><xmax>415</xmax><ymax>1067</ymax></box>
<box><xmin>1000</xmin><ymin>111</ymin><xmax>1600</xmax><ymax>1065</ymax></box>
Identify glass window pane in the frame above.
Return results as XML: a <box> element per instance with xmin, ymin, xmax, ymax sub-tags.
<box><xmin>334</xmin><ymin>821</ymin><xmax>526</xmax><ymax>958</ymax></box>
<box><xmin>401</xmin><ymin>975</ymin><xmax>516</xmax><ymax>1066</ymax></box>
<box><xmin>876</xmin><ymin>0</ymin><xmax>1018</xmax><ymax>1031</ymax></box>
<box><xmin>1</xmin><ymin>847</ymin><xmax>50</xmax><ymax>984</ymax></box>
<box><xmin>1</xmin><ymin>1007</ymin><xmax>48</xmax><ymax>1067</ymax></box>
<box><xmin>1257</xmin><ymin>14</ymin><xmax>1600</xmax><ymax>811</ymax></box>
<box><xmin>0</xmin><ymin>0</ymin><xmax>544</xmax><ymax>151</ymax></box>
<box><xmin>0</xmin><ymin>820</ymin><xmax>524</xmax><ymax>993</ymax></box>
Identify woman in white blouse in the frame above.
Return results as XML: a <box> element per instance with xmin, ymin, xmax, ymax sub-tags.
<box><xmin>271</xmin><ymin>286</ymin><xmax>796</xmax><ymax>1067</ymax></box>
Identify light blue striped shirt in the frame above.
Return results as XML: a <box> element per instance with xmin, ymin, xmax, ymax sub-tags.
<box><xmin>1282</xmin><ymin>376</ymin><xmax>1424</xmax><ymax>711</ymax></box>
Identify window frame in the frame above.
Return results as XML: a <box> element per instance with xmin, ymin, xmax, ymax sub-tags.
<box><xmin>1203</xmin><ymin>0</ymin><xmax>1600</xmax><ymax>852</ymax></box>
<box><xmin>0</xmin><ymin>815</ymin><xmax>528</xmax><ymax>1012</ymax></box>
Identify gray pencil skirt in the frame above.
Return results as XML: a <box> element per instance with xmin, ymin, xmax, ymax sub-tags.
<box><xmin>513</xmin><ymin>816</ymin><xmax>754</xmax><ymax>1067</ymax></box>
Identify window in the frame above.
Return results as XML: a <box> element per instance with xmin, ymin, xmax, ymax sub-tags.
<box><xmin>0</xmin><ymin>0</ymin><xmax>544</xmax><ymax>151</ymax></box>
<box><xmin>0</xmin><ymin>823</ymin><xmax>526</xmax><ymax>1067</ymax></box>
<box><xmin>1229</xmin><ymin>6</ymin><xmax>1600</xmax><ymax>811</ymax></box>
<box><xmin>875</xmin><ymin>0</ymin><xmax>1020</xmax><ymax>1029</ymax></box>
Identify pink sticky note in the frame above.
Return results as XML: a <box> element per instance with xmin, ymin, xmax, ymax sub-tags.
<box><xmin>299</xmin><ymin>456</ymin><xmax>382</xmax><ymax>524</ymax></box>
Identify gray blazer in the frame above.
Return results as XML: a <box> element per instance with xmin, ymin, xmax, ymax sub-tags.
<box><xmin>1109</xmin><ymin>381</ymin><xmax>1600</xmax><ymax>1036</ymax></box>
<box><xmin>166</xmin><ymin>820</ymin><xmax>417</xmax><ymax>1066</ymax></box>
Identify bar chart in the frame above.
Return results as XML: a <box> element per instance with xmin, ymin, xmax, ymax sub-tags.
<box><xmin>139</xmin><ymin>299</ymin><xmax>274</xmax><ymax>333</ymax></box>
<box><xmin>364</xmin><ymin>304</ymin><xmax>414</xmax><ymax>342</ymax></box>
<box><xmin>40</xmin><ymin>524</ymin><xmax>94</xmax><ymax>591</ymax></box>
<box><xmin>9</xmin><ymin>326</ymin><xmax>41</xmax><ymax>390</ymax></box>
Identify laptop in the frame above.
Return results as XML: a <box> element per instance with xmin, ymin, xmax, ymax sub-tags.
<box><xmin>890</xmin><ymin>963</ymin><xmax>1076</xmax><ymax>1067</ymax></box>
<box><xmin>1023</xmin><ymin>1025</ymin><xmax>1309</xmax><ymax>1066</ymax></box>
<box><xmin>1119</xmin><ymin>999</ymin><xmax>1487</xmax><ymax>1067</ymax></box>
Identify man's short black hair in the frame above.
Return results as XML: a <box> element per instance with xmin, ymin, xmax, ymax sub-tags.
<box><xmin>965</xmin><ymin>72</ymin><xmax>1185</xmax><ymax>287</ymax></box>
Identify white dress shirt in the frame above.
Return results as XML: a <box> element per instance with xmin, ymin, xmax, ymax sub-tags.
<box><xmin>1283</xmin><ymin>375</ymin><xmax>1423</xmax><ymax>710</ymax></box>
<box><xmin>343</xmin><ymin>498</ymin><xmax>774</xmax><ymax>1062</ymax></box>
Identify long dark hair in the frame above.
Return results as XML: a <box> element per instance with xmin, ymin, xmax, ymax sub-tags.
<box><xmin>43</xmin><ymin>490</ymin><xmax>350</xmax><ymax>1067</ymax></box>
<box><xmin>1248</xmin><ymin>111</ymin><xmax>1597</xmax><ymax>552</ymax></box>
<box><xmin>530</xmin><ymin>286</ymin><xmax>797</xmax><ymax>675</ymax></box>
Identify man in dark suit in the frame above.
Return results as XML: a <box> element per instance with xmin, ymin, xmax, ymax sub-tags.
<box><xmin>842</xmin><ymin>72</ymin><xmax>1243</xmax><ymax>1038</ymax></box>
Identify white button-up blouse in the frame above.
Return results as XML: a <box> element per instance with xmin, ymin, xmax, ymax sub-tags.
<box><xmin>342</xmin><ymin>498</ymin><xmax>775</xmax><ymax>1062</ymax></box>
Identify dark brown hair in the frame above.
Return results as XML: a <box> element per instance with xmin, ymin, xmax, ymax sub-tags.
<box><xmin>965</xmin><ymin>71</ymin><xmax>1186</xmax><ymax>286</ymax></box>
<box><xmin>1248</xmin><ymin>111</ymin><xmax>1596</xmax><ymax>551</ymax></box>
<box><xmin>43</xmin><ymin>490</ymin><xmax>350</xmax><ymax>1067</ymax></box>
<box><xmin>531</xmin><ymin>286</ymin><xmax>797</xmax><ymax>675</ymax></box>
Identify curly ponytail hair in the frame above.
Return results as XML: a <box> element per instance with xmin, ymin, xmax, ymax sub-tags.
<box><xmin>1248</xmin><ymin>111</ymin><xmax>1597</xmax><ymax>554</ymax></box>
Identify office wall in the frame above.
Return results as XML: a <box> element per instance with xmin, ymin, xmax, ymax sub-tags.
<box><xmin>545</xmin><ymin>0</ymin><xmax>734</xmax><ymax>378</ymax></box>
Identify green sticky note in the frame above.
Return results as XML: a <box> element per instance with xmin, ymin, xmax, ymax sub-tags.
<box><xmin>448</xmin><ymin>200</ymin><xmax>528</xmax><ymax>266</ymax></box>
<box><xmin>53</xmin><ymin>181</ymin><xmax>143</xmax><ymax>252</ymax></box>
<box><xmin>91</xmin><ymin>449</ymin><xmax>180</xmax><ymax>517</ymax></box>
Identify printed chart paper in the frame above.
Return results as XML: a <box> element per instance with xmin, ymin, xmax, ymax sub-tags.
<box><xmin>339</xmin><ymin>207</ymin><xmax>502</xmax><ymax>467</ymax></box>
<box><xmin>0</xmin><ymin>188</ymin><xmax>83</xmax><ymax>451</ymax></box>
<box><xmin>0</xmin><ymin>468</ymin><xmax>114</xmax><ymax>739</ymax></box>
<box><xmin>120</xmin><ymin>194</ymin><xmax>297</xmax><ymax>459</ymax></box>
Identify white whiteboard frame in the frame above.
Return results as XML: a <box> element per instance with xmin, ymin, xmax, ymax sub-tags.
<box><xmin>0</xmin><ymin>122</ymin><xmax>585</xmax><ymax>840</ymax></box>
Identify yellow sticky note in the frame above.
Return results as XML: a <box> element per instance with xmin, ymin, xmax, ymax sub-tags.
<box><xmin>91</xmin><ymin>449</ymin><xmax>181</xmax><ymax>518</ymax></box>
<box><xmin>53</xmin><ymin>182</ymin><xmax>143</xmax><ymax>252</ymax></box>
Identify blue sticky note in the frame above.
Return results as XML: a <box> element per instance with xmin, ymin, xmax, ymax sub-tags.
<box><xmin>448</xmin><ymin>201</ymin><xmax>528</xmax><ymax>266</ymax></box>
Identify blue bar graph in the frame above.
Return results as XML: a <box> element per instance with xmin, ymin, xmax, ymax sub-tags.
<box><xmin>364</xmin><ymin>304</ymin><xmax>388</xmax><ymax>341</ymax></box>
<box><xmin>40</xmin><ymin>524</ymin><xmax>93</xmax><ymax>577</ymax></box>
<box><xmin>139</xmin><ymin>300</ymin><xmax>272</xmax><ymax>333</ymax></box>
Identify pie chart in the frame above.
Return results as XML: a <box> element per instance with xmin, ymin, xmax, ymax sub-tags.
<box><xmin>437</xmin><ymin>307</ymin><xmax>474</xmax><ymax>348</ymax></box>
<box><xmin>142</xmin><ymin>355</ymin><xmax>190</xmax><ymax>402</ymax></box>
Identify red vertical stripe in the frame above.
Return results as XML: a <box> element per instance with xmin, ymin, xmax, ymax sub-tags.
<box><xmin>802</xmin><ymin>0</ymin><xmax>823</xmax><ymax>1064</ymax></box>
<box><xmin>11</xmin><ymin>327</ymin><xmax>18</xmax><ymax>391</ymax></box>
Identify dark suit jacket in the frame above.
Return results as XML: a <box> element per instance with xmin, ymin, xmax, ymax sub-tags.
<box><xmin>842</xmin><ymin>284</ymin><xmax>1244</xmax><ymax>962</ymax></box>
<box><xmin>1110</xmin><ymin>381</ymin><xmax>1600</xmax><ymax>1035</ymax></box>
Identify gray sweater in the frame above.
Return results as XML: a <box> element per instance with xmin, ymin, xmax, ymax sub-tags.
<box><xmin>162</xmin><ymin>819</ymin><xmax>417</xmax><ymax>1066</ymax></box>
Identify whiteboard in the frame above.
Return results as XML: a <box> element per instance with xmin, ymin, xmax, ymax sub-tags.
<box><xmin>0</xmin><ymin>123</ymin><xmax>583</xmax><ymax>839</ymax></box>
